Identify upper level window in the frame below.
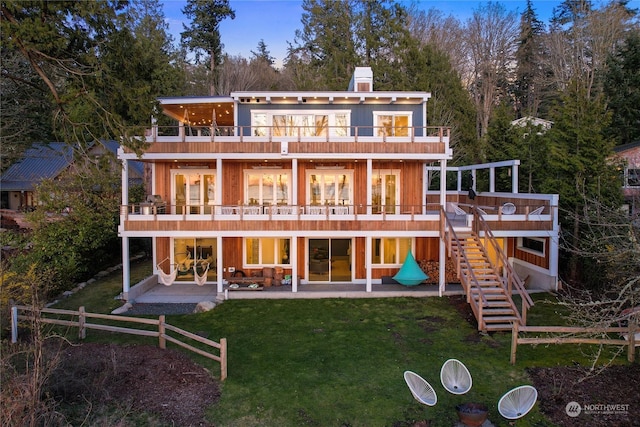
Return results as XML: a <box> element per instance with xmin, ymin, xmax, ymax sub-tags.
<box><xmin>252</xmin><ymin>110</ymin><xmax>350</xmax><ymax>137</ymax></box>
<box><xmin>373</xmin><ymin>112</ymin><xmax>412</xmax><ymax>137</ymax></box>
<box><xmin>371</xmin><ymin>237</ymin><xmax>412</xmax><ymax>265</ymax></box>
<box><xmin>245</xmin><ymin>171</ymin><xmax>290</xmax><ymax>205</ymax></box>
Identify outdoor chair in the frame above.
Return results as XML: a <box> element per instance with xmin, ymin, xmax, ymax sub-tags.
<box><xmin>529</xmin><ymin>206</ymin><xmax>544</xmax><ymax>215</ymax></box>
<box><xmin>440</xmin><ymin>358</ymin><xmax>472</xmax><ymax>395</ymax></box>
<box><xmin>156</xmin><ymin>263</ymin><xmax>178</xmax><ymax>286</ymax></box>
<box><xmin>497</xmin><ymin>385</ymin><xmax>538</xmax><ymax>420</ymax></box>
<box><xmin>403</xmin><ymin>370</ymin><xmax>437</xmax><ymax>406</ymax></box>
<box><xmin>502</xmin><ymin>202</ymin><xmax>516</xmax><ymax>215</ymax></box>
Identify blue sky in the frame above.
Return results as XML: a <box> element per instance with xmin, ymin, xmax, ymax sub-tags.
<box><xmin>162</xmin><ymin>0</ymin><xmax>638</xmax><ymax>67</ymax></box>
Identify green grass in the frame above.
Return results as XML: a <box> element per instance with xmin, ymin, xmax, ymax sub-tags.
<box><xmin>49</xmin><ymin>261</ymin><xmax>618</xmax><ymax>426</ymax></box>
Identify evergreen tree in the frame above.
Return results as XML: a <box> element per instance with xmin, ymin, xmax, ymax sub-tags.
<box><xmin>604</xmin><ymin>31</ymin><xmax>640</xmax><ymax>146</ymax></box>
<box><xmin>542</xmin><ymin>81</ymin><xmax>621</xmax><ymax>282</ymax></box>
<box><xmin>513</xmin><ymin>0</ymin><xmax>547</xmax><ymax>118</ymax></box>
<box><xmin>181</xmin><ymin>0</ymin><xmax>235</xmax><ymax>95</ymax></box>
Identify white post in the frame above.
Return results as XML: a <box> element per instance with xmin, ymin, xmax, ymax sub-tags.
<box><xmin>366</xmin><ymin>159</ymin><xmax>373</xmax><ymax>215</ymax></box>
<box><xmin>489</xmin><ymin>167</ymin><xmax>495</xmax><ymax>192</ymax></box>
<box><xmin>512</xmin><ymin>164</ymin><xmax>519</xmax><ymax>193</ymax></box>
<box><xmin>122</xmin><ymin>237</ymin><xmax>130</xmax><ymax>299</ymax></box>
<box><xmin>439</xmin><ymin>159</ymin><xmax>447</xmax><ymax>296</ymax></box>
<box><xmin>11</xmin><ymin>306</ymin><xmax>18</xmax><ymax>343</ymax></box>
<box><xmin>366</xmin><ymin>236</ymin><xmax>372</xmax><ymax>292</ymax></box>
<box><xmin>217</xmin><ymin>235</ymin><xmax>224</xmax><ymax>293</ymax></box>
<box><xmin>291</xmin><ymin>235</ymin><xmax>298</xmax><ymax>292</ymax></box>
<box><xmin>292</xmin><ymin>159</ymin><xmax>298</xmax><ymax>207</ymax></box>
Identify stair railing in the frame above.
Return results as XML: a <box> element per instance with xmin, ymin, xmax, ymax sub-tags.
<box><xmin>471</xmin><ymin>207</ymin><xmax>534</xmax><ymax>325</ymax></box>
<box><xmin>440</xmin><ymin>208</ymin><xmax>488</xmax><ymax>326</ymax></box>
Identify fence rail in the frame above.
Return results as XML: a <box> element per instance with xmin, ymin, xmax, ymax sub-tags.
<box><xmin>510</xmin><ymin>323</ymin><xmax>637</xmax><ymax>365</ymax></box>
<box><xmin>11</xmin><ymin>305</ymin><xmax>227</xmax><ymax>381</ymax></box>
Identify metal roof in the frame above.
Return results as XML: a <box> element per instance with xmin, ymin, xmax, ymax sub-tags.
<box><xmin>0</xmin><ymin>141</ymin><xmax>144</xmax><ymax>191</ymax></box>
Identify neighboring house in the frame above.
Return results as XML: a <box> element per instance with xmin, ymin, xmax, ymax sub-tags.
<box><xmin>613</xmin><ymin>140</ymin><xmax>640</xmax><ymax>217</ymax></box>
<box><xmin>117</xmin><ymin>67</ymin><xmax>560</xmax><ymax>331</ymax></box>
<box><xmin>510</xmin><ymin>116</ymin><xmax>553</xmax><ymax>132</ymax></box>
<box><xmin>0</xmin><ymin>140</ymin><xmax>143</xmax><ymax>211</ymax></box>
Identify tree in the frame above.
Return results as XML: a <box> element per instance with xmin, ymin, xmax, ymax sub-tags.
<box><xmin>465</xmin><ymin>2</ymin><xmax>519</xmax><ymax>141</ymax></box>
<box><xmin>251</xmin><ymin>39</ymin><xmax>275</xmax><ymax>66</ymax></box>
<box><xmin>181</xmin><ymin>0</ymin><xmax>236</xmax><ymax>95</ymax></box>
<box><xmin>513</xmin><ymin>0</ymin><xmax>548</xmax><ymax>118</ymax></box>
<box><xmin>604</xmin><ymin>31</ymin><xmax>640</xmax><ymax>146</ymax></box>
<box><xmin>542</xmin><ymin>81</ymin><xmax>621</xmax><ymax>282</ymax></box>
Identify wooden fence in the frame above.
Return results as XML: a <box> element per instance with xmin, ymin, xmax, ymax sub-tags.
<box><xmin>510</xmin><ymin>322</ymin><xmax>637</xmax><ymax>365</ymax></box>
<box><xmin>10</xmin><ymin>305</ymin><xmax>227</xmax><ymax>381</ymax></box>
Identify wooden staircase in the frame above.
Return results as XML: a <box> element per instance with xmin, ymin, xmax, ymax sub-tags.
<box><xmin>440</xmin><ymin>207</ymin><xmax>534</xmax><ymax>332</ymax></box>
<box><xmin>451</xmin><ymin>232</ymin><xmax>522</xmax><ymax>332</ymax></box>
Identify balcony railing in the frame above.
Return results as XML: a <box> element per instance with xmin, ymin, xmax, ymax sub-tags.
<box><xmin>147</xmin><ymin>125</ymin><xmax>450</xmax><ymax>143</ymax></box>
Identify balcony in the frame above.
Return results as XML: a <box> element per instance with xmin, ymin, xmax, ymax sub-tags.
<box><xmin>131</xmin><ymin>125</ymin><xmax>451</xmax><ymax>159</ymax></box>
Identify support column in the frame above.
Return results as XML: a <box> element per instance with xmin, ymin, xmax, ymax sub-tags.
<box><xmin>489</xmin><ymin>168</ymin><xmax>495</xmax><ymax>192</ymax></box>
<box><xmin>366</xmin><ymin>236</ymin><xmax>372</xmax><ymax>292</ymax></box>
<box><xmin>217</xmin><ymin>236</ymin><xmax>224</xmax><ymax>293</ymax></box>
<box><xmin>512</xmin><ymin>164</ymin><xmax>519</xmax><ymax>193</ymax></box>
<box><xmin>122</xmin><ymin>237</ymin><xmax>130</xmax><ymax>300</ymax></box>
<box><xmin>292</xmin><ymin>159</ymin><xmax>298</xmax><ymax>207</ymax></box>
<box><xmin>367</xmin><ymin>159</ymin><xmax>373</xmax><ymax>215</ymax></box>
<box><xmin>292</xmin><ymin>236</ymin><xmax>298</xmax><ymax>292</ymax></box>
<box><xmin>439</xmin><ymin>159</ymin><xmax>447</xmax><ymax>296</ymax></box>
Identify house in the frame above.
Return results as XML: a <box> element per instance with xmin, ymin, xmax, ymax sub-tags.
<box><xmin>1</xmin><ymin>140</ymin><xmax>144</xmax><ymax>212</ymax></box>
<box><xmin>117</xmin><ymin>67</ymin><xmax>560</xmax><ymax>332</ymax></box>
<box><xmin>613</xmin><ymin>140</ymin><xmax>640</xmax><ymax>217</ymax></box>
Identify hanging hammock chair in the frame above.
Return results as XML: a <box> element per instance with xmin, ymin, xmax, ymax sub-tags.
<box><xmin>393</xmin><ymin>250</ymin><xmax>429</xmax><ymax>286</ymax></box>
<box><xmin>157</xmin><ymin>262</ymin><xmax>178</xmax><ymax>286</ymax></box>
<box><xmin>194</xmin><ymin>262</ymin><xmax>210</xmax><ymax>286</ymax></box>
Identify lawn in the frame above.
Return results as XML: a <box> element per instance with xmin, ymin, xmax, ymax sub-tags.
<box><xmin>50</xmin><ymin>261</ymin><xmax>604</xmax><ymax>427</ymax></box>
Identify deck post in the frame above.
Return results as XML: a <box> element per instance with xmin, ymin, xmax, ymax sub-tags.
<box><xmin>11</xmin><ymin>306</ymin><xmax>18</xmax><ymax>343</ymax></box>
<box><xmin>159</xmin><ymin>315</ymin><xmax>166</xmax><ymax>349</ymax></box>
<box><xmin>628</xmin><ymin>322</ymin><xmax>636</xmax><ymax>363</ymax></box>
<box><xmin>510</xmin><ymin>322</ymin><xmax>519</xmax><ymax>364</ymax></box>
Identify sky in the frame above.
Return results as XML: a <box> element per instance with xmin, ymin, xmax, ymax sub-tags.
<box><xmin>162</xmin><ymin>0</ymin><xmax>639</xmax><ymax>68</ymax></box>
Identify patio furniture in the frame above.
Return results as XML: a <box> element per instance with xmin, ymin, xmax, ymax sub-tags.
<box><xmin>194</xmin><ymin>262</ymin><xmax>210</xmax><ymax>286</ymax></box>
<box><xmin>529</xmin><ymin>206</ymin><xmax>544</xmax><ymax>215</ymax></box>
<box><xmin>502</xmin><ymin>202</ymin><xmax>516</xmax><ymax>215</ymax></box>
<box><xmin>393</xmin><ymin>250</ymin><xmax>428</xmax><ymax>286</ymax></box>
<box><xmin>497</xmin><ymin>385</ymin><xmax>537</xmax><ymax>420</ymax></box>
<box><xmin>440</xmin><ymin>358</ymin><xmax>472</xmax><ymax>395</ymax></box>
<box><xmin>157</xmin><ymin>263</ymin><xmax>178</xmax><ymax>286</ymax></box>
<box><xmin>403</xmin><ymin>370</ymin><xmax>437</xmax><ymax>406</ymax></box>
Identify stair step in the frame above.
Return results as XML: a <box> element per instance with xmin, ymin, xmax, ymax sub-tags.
<box><xmin>484</xmin><ymin>323</ymin><xmax>515</xmax><ymax>331</ymax></box>
<box><xmin>482</xmin><ymin>308</ymin><xmax>515</xmax><ymax>315</ymax></box>
<box><xmin>485</xmin><ymin>300</ymin><xmax>512</xmax><ymax>307</ymax></box>
<box><xmin>483</xmin><ymin>315</ymin><xmax>519</xmax><ymax>322</ymax></box>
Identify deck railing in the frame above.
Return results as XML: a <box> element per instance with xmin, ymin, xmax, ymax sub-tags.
<box><xmin>149</xmin><ymin>124</ymin><xmax>450</xmax><ymax>143</ymax></box>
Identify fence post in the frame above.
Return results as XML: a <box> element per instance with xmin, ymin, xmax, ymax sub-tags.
<box><xmin>628</xmin><ymin>322</ymin><xmax>636</xmax><ymax>363</ymax></box>
<box><xmin>510</xmin><ymin>322</ymin><xmax>519</xmax><ymax>365</ymax></box>
<box><xmin>159</xmin><ymin>315</ymin><xmax>166</xmax><ymax>349</ymax></box>
<box><xmin>220</xmin><ymin>337</ymin><xmax>227</xmax><ymax>381</ymax></box>
<box><xmin>78</xmin><ymin>306</ymin><xmax>86</xmax><ymax>339</ymax></box>
<box><xmin>11</xmin><ymin>306</ymin><xmax>18</xmax><ymax>343</ymax></box>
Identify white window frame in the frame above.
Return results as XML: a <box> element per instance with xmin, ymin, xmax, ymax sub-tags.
<box><xmin>371</xmin><ymin>237</ymin><xmax>413</xmax><ymax>266</ymax></box>
<box><xmin>517</xmin><ymin>237</ymin><xmax>546</xmax><ymax>257</ymax></box>
<box><xmin>243</xmin><ymin>169</ymin><xmax>291</xmax><ymax>205</ymax></box>
<box><xmin>251</xmin><ymin>109</ymin><xmax>351</xmax><ymax>137</ymax></box>
<box><xmin>244</xmin><ymin>237</ymin><xmax>291</xmax><ymax>267</ymax></box>
<box><xmin>305</xmin><ymin>170</ymin><xmax>354</xmax><ymax>206</ymax></box>
<box><xmin>170</xmin><ymin>169</ymin><xmax>215</xmax><ymax>214</ymax></box>
<box><xmin>373</xmin><ymin>111</ymin><xmax>413</xmax><ymax>137</ymax></box>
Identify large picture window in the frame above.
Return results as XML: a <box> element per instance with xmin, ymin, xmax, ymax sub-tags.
<box><xmin>371</xmin><ymin>238</ymin><xmax>412</xmax><ymax>265</ymax></box>
<box><xmin>252</xmin><ymin>110</ymin><xmax>350</xmax><ymax>137</ymax></box>
<box><xmin>373</xmin><ymin>112</ymin><xmax>412</xmax><ymax>137</ymax></box>
<box><xmin>245</xmin><ymin>238</ymin><xmax>291</xmax><ymax>266</ymax></box>
<box><xmin>173</xmin><ymin>238</ymin><xmax>216</xmax><ymax>281</ymax></box>
<box><xmin>244</xmin><ymin>171</ymin><xmax>290</xmax><ymax>205</ymax></box>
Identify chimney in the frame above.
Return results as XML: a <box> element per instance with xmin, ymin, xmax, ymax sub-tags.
<box><xmin>348</xmin><ymin>67</ymin><xmax>373</xmax><ymax>92</ymax></box>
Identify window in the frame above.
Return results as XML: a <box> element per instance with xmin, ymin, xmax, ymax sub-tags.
<box><xmin>306</xmin><ymin>171</ymin><xmax>353</xmax><ymax>206</ymax></box>
<box><xmin>371</xmin><ymin>170</ymin><xmax>399</xmax><ymax>214</ymax></box>
<box><xmin>171</xmin><ymin>169</ymin><xmax>215</xmax><ymax>214</ymax></box>
<box><xmin>371</xmin><ymin>238</ymin><xmax>412</xmax><ymax>265</ymax></box>
<box><xmin>245</xmin><ymin>238</ymin><xmax>291</xmax><ymax>266</ymax></box>
<box><xmin>517</xmin><ymin>237</ymin><xmax>545</xmax><ymax>256</ymax></box>
<box><xmin>173</xmin><ymin>238</ymin><xmax>217</xmax><ymax>281</ymax></box>
<box><xmin>373</xmin><ymin>112</ymin><xmax>412</xmax><ymax>137</ymax></box>
<box><xmin>245</xmin><ymin>171</ymin><xmax>290</xmax><ymax>205</ymax></box>
<box><xmin>252</xmin><ymin>110</ymin><xmax>350</xmax><ymax>137</ymax></box>
<box><xmin>627</xmin><ymin>169</ymin><xmax>640</xmax><ymax>187</ymax></box>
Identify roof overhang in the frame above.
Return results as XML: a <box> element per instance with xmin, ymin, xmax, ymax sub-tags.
<box><xmin>158</xmin><ymin>96</ymin><xmax>235</xmax><ymax>127</ymax></box>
